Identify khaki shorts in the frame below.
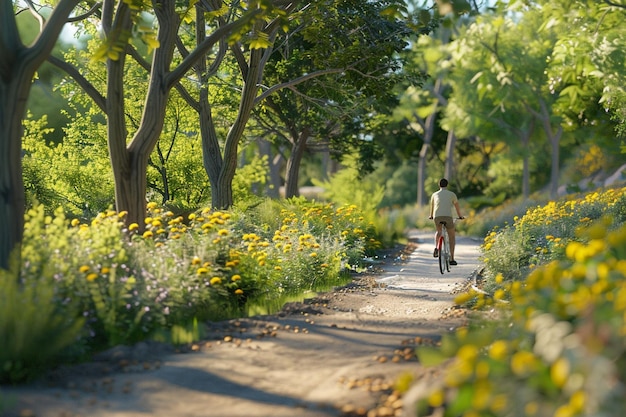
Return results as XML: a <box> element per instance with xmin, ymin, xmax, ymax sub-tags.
<box><xmin>434</xmin><ymin>216</ymin><xmax>454</xmax><ymax>230</ymax></box>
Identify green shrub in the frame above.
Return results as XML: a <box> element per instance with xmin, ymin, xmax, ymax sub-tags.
<box><xmin>6</xmin><ymin>197</ymin><xmax>393</xmax><ymax>380</ymax></box>
<box><xmin>415</xmin><ymin>219</ymin><xmax>626</xmax><ymax>417</ymax></box>
<box><xmin>480</xmin><ymin>186</ymin><xmax>626</xmax><ymax>288</ymax></box>
<box><xmin>0</xmin><ymin>261</ymin><xmax>84</xmax><ymax>384</ymax></box>
<box><xmin>414</xmin><ymin>188</ymin><xmax>626</xmax><ymax>417</ymax></box>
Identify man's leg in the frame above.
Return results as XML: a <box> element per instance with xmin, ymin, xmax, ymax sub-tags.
<box><xmin>449</xmin><ymin>227</ymin><xmax>456</xmax><ymax>261</ymax></box>
<box><xmin>434</xmin><ymin>222</ymin><xmax>443</xmax><ymax>257</ymax></box>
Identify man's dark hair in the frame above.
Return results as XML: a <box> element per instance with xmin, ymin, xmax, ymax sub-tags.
<box><xmin>439</xmin><ymin>178</ymin><xmax>448</xmax><ymax>188</ymax></box>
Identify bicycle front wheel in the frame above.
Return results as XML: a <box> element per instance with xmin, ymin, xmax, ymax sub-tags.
<box><xmin>444</xmin><ymin>236</ymin><xmax>451</xmax><ymax>272</ymax></box>
<box><xmin>438</xmin><ymin>237</ymin><xmax>445</xmax><ymax>274</ymax></box>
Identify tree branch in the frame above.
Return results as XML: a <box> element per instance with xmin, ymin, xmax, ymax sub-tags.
<box><xmin>68</xmin><ymin>2</ymin><xmax>102</xmax><ymax>22</ymax></box>
<box><xmin>47</xmin><ymin>54</ymin><xmax>106</xmax><ymax>111</ymax></box>
<box><xmin>166</xmin><ymin>10</ymin><xmax>263</xmax><ymax>88</ymax></box>
<box><xmin>603</xmin><ymin>0</ymin><xmax>626</xmax><ymax>9</ymax></box>
<box><xmin>126</xmin><ymin>43</ymin><xmax>200</xmax><ymax>111</ymax></box>
<box><xmin>255</xmin><ymin>68</ymin><xmax>346</xmax><ymax>104</ymax></box>
<box><xmin>22</xmin><ymin>0</ymin><xmax>46</xmax><ymax>32</ymax></box>
<box><xmin>28</xmin><ymin>0</ymin><xmax>81</xmax><ymax>68</ymax></box>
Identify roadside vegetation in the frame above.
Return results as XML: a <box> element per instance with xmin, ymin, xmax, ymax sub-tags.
<box><xmin>4</xmin><ymin>1</ymin><xmax>626</xmax><ymax>417</ymax></box>
<box><xmin>414</xmin><ymin>185</ymin><xmax>626</xmax><ymax>417</ymax></box>
<box><xmin>0</xmin><ymin>197</ymin><xmax>399</xmax><ymax>384</ymax></box>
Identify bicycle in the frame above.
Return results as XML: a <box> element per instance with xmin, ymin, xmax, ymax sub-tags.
<box><xmin>436</xmin><ymin>218</ymin><xmax>463</xmax><ymax>274</ymax></box>
<box><xmin>437</xmin><ymin>221</ymin><xmax>451</xmax><ymax>274</ymax></box>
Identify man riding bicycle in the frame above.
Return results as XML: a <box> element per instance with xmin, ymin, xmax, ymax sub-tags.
<box><xmin>428</xmin><ymin>178</ymin><xmax>464</xmax><ymax>265</ymax></box>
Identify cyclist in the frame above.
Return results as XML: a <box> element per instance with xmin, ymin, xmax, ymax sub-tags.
<box><xmin>428</xmin><ymin>178</ymin><xmax>464</xmax><ymax>265</ymax></box>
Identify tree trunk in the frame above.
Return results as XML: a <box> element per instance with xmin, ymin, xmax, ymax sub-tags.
<box><xmin>0</xmin><ymin>0</ymin><xmax>79</xmax><ymax>268</ymax></box>
<box><xmin>213</xmin><ymin>47</ymin><xmax>266</xmax><ymax>209</ymax></box>
<box><xmin>258</xmin><ymin>139</ymin><xmax>281</xmax><ymax>199</ymax></box>
<box><xmin>284</xmin><ymin>129</ymin><xmax>310</xmax><ymax>198</ymax></box>
<box><xmin>107</xmin><ymin>0</ymin><xmax>179</xmax><ymax>226</ymax></box>
<box><xmin>444</xmin><ymin>130</ymin><xmax>456</xmax><ymax>182</ymax></box>
<box><xmin>417</xmin><ymin>108</ymin><xmax>437</xmax><ymax>207</ymax></box>
<box><xmin>548</xmin><ymin>127</ymin><xmax>562</xmax><ymax>198</ymax></box>
<box><xmin>199</xmin><ymin>91</ymin><xmax>223</xmax><ymax>205</ymax></box>
<box><xmin>0</xmin><ymin>75</ymin><xmax>29</xmax><ymax>269</ymax></box>
<box><xmin>416</xmin><ymin>77</ymin><xmax>442</xmax><ymax>207</ymax></box>
<box><xmin>538</xmin><ymin>99</ymin><xmax>562</xmax><ymax>199</ymax></box>
<box><xmin>195</xmin><ymin>7</ymin><xmax>225</xmax><ymax>206</ymax></box>
<box><xmin>416</xmin><ymin>143</ymin><xmax>429</xmax><ymax>207</ymax></box>
<box><xmin>520</xmin><ymin>122</ymin><xmax>534</xmax><ymax>200</ymax></box>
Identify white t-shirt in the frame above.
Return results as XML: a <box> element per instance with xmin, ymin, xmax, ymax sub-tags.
<box><xmin>430</xmin><ymin>188</ymin><xmax>458</xmax><ymax>218</ymax></box>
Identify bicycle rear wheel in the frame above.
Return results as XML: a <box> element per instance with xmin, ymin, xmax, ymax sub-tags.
<box><xmin>438</xmin><ymin>237</ymin><xmax>445</xmax><ymax>274</ymax></box>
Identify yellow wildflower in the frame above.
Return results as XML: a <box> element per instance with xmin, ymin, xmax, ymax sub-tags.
<box><xmin>210</xmin><ymin>277</ymin><xmax>222</xmax><ymax>285</ymax></box>
<box><xmin>525</xmin><ymin>402</ymin><xmax>538</xmax><ymax>415</ymax></box>
<box><xmin>550</xmin><ymin>357</ymin><xmax>570</xmax><ymax>388</ymax></box>
<box><xmin>488</xmin><ymin>340</ymin><xmax>508</xmax><ymax>361</ymax></box>
<box><xmin>427</xmin><ymin>389</ymin><xmax>444</xmax><ymax>407</ymax></box>
<box><xmin>510</xmin><ymin>351</ymin><xmax>537</xmax><ymax>376</ymax></box>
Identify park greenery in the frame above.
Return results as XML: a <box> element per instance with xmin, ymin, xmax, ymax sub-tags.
<box><xmin>2</xmin><ymin>0</ymin><xmax>626</xmax><ymax>415</ymax></box>
<box><xmin>415</xmin><ymin>185</ymin><xmax>626</xmax><ymax>417</ymax></box>
<box><xmin>1</xmin><ymin>196</ymin><xmax>392</xmax><ymax>383</ymax></box>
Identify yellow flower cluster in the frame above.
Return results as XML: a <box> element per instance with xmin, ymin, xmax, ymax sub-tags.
<box><xmin>517</xmin><ymin>187</ymin><xmax>626</xmax><ymax>230</ymax></box>
<box><xmin>85</xmin><ymin>200</ymin><xmax>379</xmax><ymax>309</ymax></box>
<box><xmin>431</xmin><ymin>191</ymin><xmax>626</xmax><ymax>417</ymax></box>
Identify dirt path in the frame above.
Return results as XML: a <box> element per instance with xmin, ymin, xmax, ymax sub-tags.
<box><xmin>1</xmin><ymin>231</ymin><xmax>482</xmax><ymax>417</ymax></box>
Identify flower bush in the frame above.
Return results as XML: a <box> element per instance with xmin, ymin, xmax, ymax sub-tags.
<box><xmin>481</xmin><ymin>186</ymin><xmax>626</xmax><ymax>291</ymax></box>
<box><xmin>414</xmin><ymin>187</ymin><xmax>626</xmax><ymax>417</ymax></box>
<box><xmin>0</xmin><ymin>197</ymin><xmax>390</xmax><ymax>383</ymax></box>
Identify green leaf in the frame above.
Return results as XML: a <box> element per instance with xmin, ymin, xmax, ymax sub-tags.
<box><xmin>416</xmin><ymin>346</ymin><xmax>448</xmax><ymax>366</ymax></box>
<box><xmin>416</xmin><ymin>101</ymin><xmax>438</xmax><ymax>119</ymax></box>
<box><xmin>248</xmin><ymin>31</ymin><xmax>271</xmax><ymax>49</ymax></box>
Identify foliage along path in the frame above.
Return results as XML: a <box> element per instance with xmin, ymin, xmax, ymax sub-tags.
<box><xmin>3</xmin><ymin>230</ymin><xmax>481</xmax><ymax>417</ymax></box>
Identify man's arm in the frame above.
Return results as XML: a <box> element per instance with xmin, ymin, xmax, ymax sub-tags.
<box><xmin>453</xmin><ymin>201</ymin><xmax>464</xmax><ymax>218</ymax></box>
